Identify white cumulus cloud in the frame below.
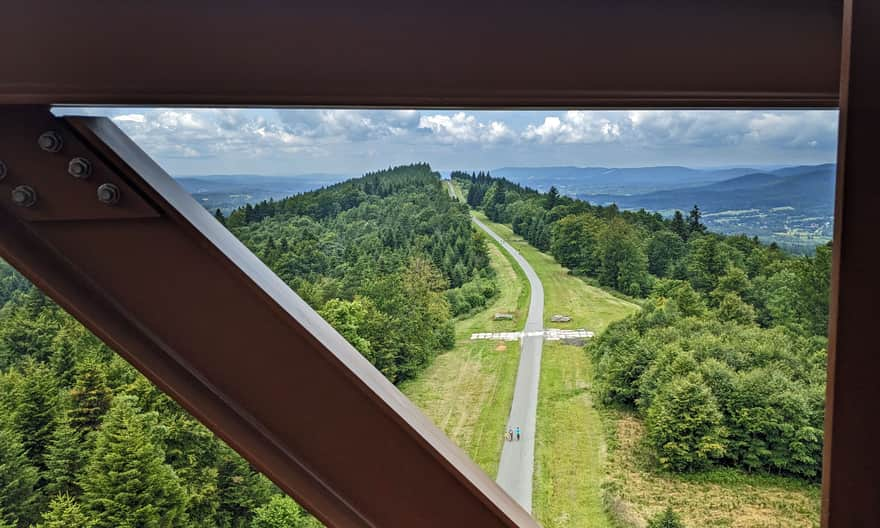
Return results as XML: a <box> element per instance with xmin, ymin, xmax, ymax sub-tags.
<box><xmin>418</xmin><ymin>112</ymin><xmax>514</xmax><ymax>144</ymax></box>
<box><xmin>107</xmin><ymin>109</ymin><xmax>315</xmax><ymax>160</ymax></box>
<box><xmin>54</xmin><ymin>107</ymin><xmax>839</xmax><ymax>173</ymax></box>
<box><xmin>278</xmin><ymin>109</ymin><xmax>421</xmax><ymax>141</ymax></box>
<box><xmin>522</xmin><ymin>111</ymin><xmax>624</xmax><ymax>144</ymax></box>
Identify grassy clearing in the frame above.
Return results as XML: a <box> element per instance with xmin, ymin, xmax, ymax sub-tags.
<box><xmin>470</xmin><ymin>212</ymin><xmax>638</xmax><ymax>333</ymax></box>
<box><xmin>471</xmin><ymin>211</ymin><xmax>822</xmax><ymax>527</ymax></box>
<box><xmin>400</xmin><ymin>238</ymin><xmax>528</xmax><ymax>476</ymax></box>
<box><xmin>602</xmin><ymin>412</ymin><xmax>821</xmax><ymax>528</ymax></box>
<box><xmin>533</xmin><ymin>340</ymin><xmax>612</xmax><ymax>528</ymax></box>
<box><xmin>446</xmin><ymin>179</ymin><xmax>467</xmax><ymax>203</ymax></box>
<box><xmin>472</xmin><ymin>211</ymin><xmax>640</xmax><ymax>527</ymax></box>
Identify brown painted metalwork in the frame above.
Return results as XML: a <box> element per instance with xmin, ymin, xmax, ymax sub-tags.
<box><xmin>0</xmin><ymin>107</ymin><xmax>537</xmax><ymax>527</ymax></box>
<box><xmin>1</xmin><ymin>1</ymin><xmax>876</xmax><ymax>526</ymax></box>
<box><xmin>822</xmin><ymin>0</ymin><xmax>880</xmax><ymax>525</ymax></box>
<box><xmin>1</xmin><ymin>1</ymin><xmax>842</xmax><ymax>108</ymax></box>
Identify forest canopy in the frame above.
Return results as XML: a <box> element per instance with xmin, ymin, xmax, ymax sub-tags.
<box><xmin>0</xmin><ymin>163</ymin><xmax>832</xmax><ymax>527</ymax></box>
<box><xmin>0</xmin><ymin>164</ymin><xmax>494</xmax><ymax>528</ymax></box>
<box><xmin>453</xmin><ymin>170</ymin><xmax>831</xmax><ymax>479</ymax></box>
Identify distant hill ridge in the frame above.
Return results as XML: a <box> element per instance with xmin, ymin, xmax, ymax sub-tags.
<box><xmin>583</xmin><ymin>164</ymin><xmax>835</xmax><ymax>214</ymax></box>
<box><xmin>490</xmin><ymin>165</ymin><xmax>763</xmax><ymax>195</ymax></box>
<box><xmin>488</xmin><ymin>163</ymin><xmax>835</xmax><ymax>251</ymax></box>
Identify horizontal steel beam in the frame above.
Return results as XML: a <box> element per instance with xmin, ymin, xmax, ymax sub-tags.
<box><xmin>0</xmin><ymin>107</ymin><xmax>537</xmax><ymax>527</ymax></box>
<box><xmin>1</xmin><ymin>1</ymin><xmax>841</xmax><ymax>107</ymax></box>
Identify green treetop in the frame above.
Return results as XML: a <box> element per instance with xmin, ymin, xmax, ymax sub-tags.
<box><xmin>36</xmin><ymin>494</ymin><xmax>91</xmax><ymax>528</ymax></box>
<box><xmin>648</xmin><ymin>507</ymin><xmax>685</xmax><ymax>528</ymax></box>
<box><xmin>0</xmin><ymin>422</ymin><xmax>39</xmax><ymax>527</ymax></box>
<box><xmin>11</xmin><ymin>357</ymin><xmax>60</xmax><ymax>473</ymax></box>
<box><xmin>645</xmin><ymin>372</ymin><xmax>726</xmax><ymax>471</ymax></box>
<box><xmin>80</xmin><ymin>394</ymin><xmax>187</xmax><ymax>528</ymax></box>
<box><xmin>68</xmin><ymin>359</ymin><xmax>112</xmax><ymax>437</ymax></box>
<box><xmin>43</xmin><ymin>413</ymin><xmax>85</xmax><ymax>499</ymax></box>
<box><xmin>250</xmin><ymin>495</ymin><xmax>320</xmax><ymax>528</ymax></box>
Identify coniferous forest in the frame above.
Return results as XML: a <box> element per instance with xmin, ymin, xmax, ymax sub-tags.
<box><xmin>453</xmin><ymin>170</ymin><xmax>830</xmax><ymax>479</ymax></box>
<box><xmin>0</xmin><ymin>165</ymin><xmax>495</xmax><ymax>528</ymax></box>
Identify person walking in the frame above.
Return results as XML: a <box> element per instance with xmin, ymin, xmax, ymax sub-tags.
<box><xmin>508</xmin><ymin>428</ymin><xmax>513</xmax><ymax>442</ymax></box>
<box><xmin>515</xmin><ymin>426</ymin><xmax>521</xmax><ymax>441</ymax></box>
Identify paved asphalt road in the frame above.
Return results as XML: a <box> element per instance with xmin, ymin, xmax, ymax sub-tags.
<box><xmin>471</xmin><ymin>214</ymin><xmax>544</xmax><ymax>513</ymax></box>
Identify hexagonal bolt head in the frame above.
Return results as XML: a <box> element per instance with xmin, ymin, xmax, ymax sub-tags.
<box><xmin>68</xmin><ymin>157</ymin><xmax>93</xmax><ymax>179</ymax></box>
<box><xmin>0</xmin><ymin>161</ymin><xmax>6</xmax><ymax>181</ymax></box>
<box><xmin>37</xmin><ymin>131</ymin><xmax>64</xmax><ymax>153</ymax></box>
<box><xmin>97</xmin><ymin>183</ymin><xmax>120</xmax><ymax>205</ymax></box>
<box><xmin>11</xmin><ymin>185</ymin><xmax>37</xmax><ymax>208</ymax></box>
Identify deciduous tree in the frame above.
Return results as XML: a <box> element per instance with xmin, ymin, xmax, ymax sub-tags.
<box><xmin>645</xmin><ymin>372</ymin><xmax>726</xmax><ymax>471</ymax></box>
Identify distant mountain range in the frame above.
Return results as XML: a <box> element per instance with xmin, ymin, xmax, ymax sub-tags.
<box><xmin>175</xmin><ymin>174</ymin><xmax>349</xmax><ymax>213</ymax></box>
<box><xmin>174</xmin><ymin>164</ymin><xmax>836</xmax><ymax>253</ymax></box>
<box><xmin>583</xmin><ymin>164</ymin><xmax>835</xmax><ymax>214</ymax></box>
<box><xmin>490</xmin><ymin>165</ymin><xmax>762</xmax><ymax>195</ymax></box>
<box><xmin>490</xmin><ymin>163</ymin><xmax>836</xmax><ymax>252</ymax></box>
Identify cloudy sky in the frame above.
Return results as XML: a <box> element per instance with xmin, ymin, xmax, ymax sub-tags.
<box><xmin>54</xmin><ymin>108</ymin><xmax>839</xmax><ymax>177</ymax></box>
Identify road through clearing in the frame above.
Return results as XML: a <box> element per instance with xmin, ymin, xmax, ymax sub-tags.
<box><xmin>471</xmin><ymin>214</ymin><xmax>544</xmax><ymax>513</ymax></box>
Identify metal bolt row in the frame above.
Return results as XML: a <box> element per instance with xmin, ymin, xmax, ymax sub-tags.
<box><xmin>1</xmin><ymin>131</ymin><xmax>122</xmax><ymax>208</ymax></box>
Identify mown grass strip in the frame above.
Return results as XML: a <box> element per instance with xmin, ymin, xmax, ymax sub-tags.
<box><xmin>471</xmin><ymin>211</ymin><xmax>639</xmax><ymax>526</ymax></box>
<box><xmin>401</xmin><ymin>231</ymin><xmax>529</xmax><ymax>476</ymax></box>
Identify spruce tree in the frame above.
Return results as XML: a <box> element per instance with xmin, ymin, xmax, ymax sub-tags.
<box><xmin>250</xmin><ymin>495</ymin><xmax>318</xmax><ymax>528</ymax></box>
<box><xmin>80</xmin><ymin>394</ymin><xmax>187</xmax><ymax>528</ymax></box>
<box><xmin>49</xmin><ymin>318</ymin><xmax>104</xmax><ymax>388</ymax></box>
<box><xmin>545</xmin><ymin>185</ymin><xmax>560</xmax><ymax>210</ymax></box>
<box><xmin>216</xmin><ymin>445</ymin><xmax>272</xmax><ymax>528</ymax></box>
<box><xmin>68</xmin><ymin>360</ymin><xmax>112</xmax><ymax>437</ymax></box>
<box><xmin>686</xmin><ymin>205</ymin><xmax>707</xmax><ymax>237</ymax></box>
<box><xmin>0</xmin><ymin>424</ymin><xmax>39</xmax><ymax>527</ymax></box>
<box><xmin>48</xmin><ymin>337</ymin><xmax>78</xmax><ymax>389</ymax></box>
<box><xmin>0</xmin><ymin>288</ymin><xmax>61</xmax><ymax>365</ymax></box>
<box><xmin>11</xmin><ymin>358</ymin><xmax>60</xmax><ymax>473</ymax></box>
<box><xmin>43</xmin><ymin>414</ymin><xmax>85</xmax><ymax>498</ymax></box>
<box><xmin>670</xmin><ymin>210</ymin><xmax>688</xmax><ymax>241</ymax></box>
<box><xmin>36</xmin><ymin>494</ymin><xmax>91</xmax><ymax>528</ymax></box>
<box><xmin>162</xmin><ymin>411</ymin><xmax>222</xmax><ymax>526</ymax></box>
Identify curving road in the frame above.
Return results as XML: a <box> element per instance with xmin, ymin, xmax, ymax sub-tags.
<box><xmin>471</xmin><ymin>215</ymin><xmax>544</xmax><ymax>513</ymax></box>
<box><xmin>446</xmin><ymin>180</ymin><xmax>544</xmax><ymax>511</ymax></box>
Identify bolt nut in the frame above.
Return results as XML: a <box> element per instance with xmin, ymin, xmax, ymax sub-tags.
<box><xmin>0</xmin><ymin>161</ymin><xmax>6</xmax><ymax>181</ymax></box>
<box><xmin>38</xmin><ymin>131</ymin><xmax>64</xmax><ymax>153</ymax></box>
<box><xmin>68</xmin><ymin>157</ymin><xmax>92</xmax><ymax>179</ymax></box>
<box><xmin>97</xmin><ymin>183</ymin><xmax>120</xmax><ymax>205</ymax></box>
<box><xmin>11</xmin><ymin>185</ymin><xmax>37</xmax><ymax>208</ymax></box>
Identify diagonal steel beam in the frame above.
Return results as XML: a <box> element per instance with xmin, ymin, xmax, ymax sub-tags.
<box><xmin>0</xmin><ymin>107</ymin><xmax>538</xmax><ymax>528</ymax></box>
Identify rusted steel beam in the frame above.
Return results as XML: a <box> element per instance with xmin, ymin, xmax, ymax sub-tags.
<box><xmin>1</xmin><ymin>1</ymin><xmax>841</xmax><ymax>108</ymax></box>
<box><xmin>0</xmin><ymin>107</ymin><xmax>538</xmax><ymax>528</ymax></box>
<box><xmin>822</xmin><ymin>1</ymin><xmax>880</xmax><ymax>526</ymax></box>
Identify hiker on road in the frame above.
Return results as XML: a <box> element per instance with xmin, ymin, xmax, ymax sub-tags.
<box><xmin>515</xmin><ymin>426</ymin><xmax>521</xmax><ymax>441</ymax></box>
